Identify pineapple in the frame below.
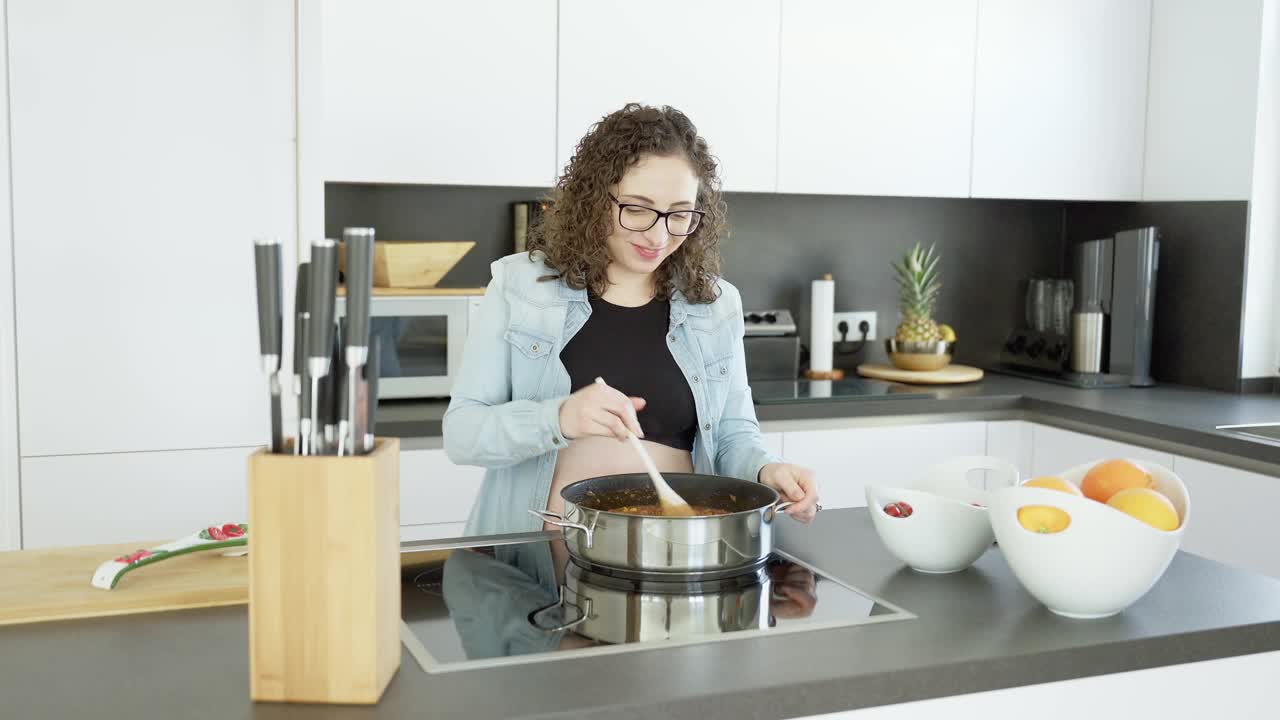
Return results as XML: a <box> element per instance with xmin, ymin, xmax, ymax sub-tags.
<box><xmin>893</xmin><ymin>243</ymin><xmax>943</xmax><ymax>343</ymax></box>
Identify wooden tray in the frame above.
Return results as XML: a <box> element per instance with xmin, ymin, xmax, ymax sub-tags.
<box><xmin>0</xmin><ymin>540</ymin><xmax>248</xmax><ymax>627</ymax></box>
<box><xmin>857</xmin><ymin>363</ymin><xmax>984</xmax><ymax>385</ymax></box>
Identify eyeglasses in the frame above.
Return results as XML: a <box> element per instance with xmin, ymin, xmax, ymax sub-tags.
<box><xmin>608</xmin><ymin>193</ymin><xmax>705</xmax><ymax>237</ymax></box>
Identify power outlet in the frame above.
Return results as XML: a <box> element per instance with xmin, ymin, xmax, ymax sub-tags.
<box><xmin>833</xmin><ymin>312</ymin><xmax>877</xmax><ymax>342</ymax></box>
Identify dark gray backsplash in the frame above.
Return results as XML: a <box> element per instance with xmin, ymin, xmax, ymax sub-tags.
<box><xmin>1063</xmin><ymin>201</ymin><xmax>1249</xmax><ymax>393</ymax></box>
<box><xmin>327</xmin><ymin>183</ymin><xmax>1067</xmax><ymax>370</ymax></box>
<box><xmin>326</xmin><ymin>183</ymin><xmax>1250</xmax><ymax>391</ymax></box>
<box><xmin>326</xmin><ymin>183</ymin><xmax>546</xmax><ymax>288</ymax></box>
<box><xmin>719</xmin><ymin>194</ymin><xmax>1065</xmax><ymax>370</ymax></box>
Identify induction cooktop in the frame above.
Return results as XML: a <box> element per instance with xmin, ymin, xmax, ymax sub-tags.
<box><xmin>751</xmin><ymin>378</ymin><xmax>933</xmax><ymax>404</ymax></box>
<box><xmin>398</xmin><ymin>534</ymin><xmax>914</xmax><ymax>674</ymax></box>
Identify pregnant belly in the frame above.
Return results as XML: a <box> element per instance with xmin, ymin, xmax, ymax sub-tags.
<box><xmin>545</xmin><ymin>436</ymin><xmax>694</xmax><ymax>519</ymax></box>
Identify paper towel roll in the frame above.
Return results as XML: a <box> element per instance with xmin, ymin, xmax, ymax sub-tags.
<box><xmin>809</xmin><ymin>274</ymin><xmax>835</xmax><ymax>373</ymax></box>
<box><xmin>807</xmin><ymin>379</ymin><xmax>833</xmax><ymax>398</ymax></box>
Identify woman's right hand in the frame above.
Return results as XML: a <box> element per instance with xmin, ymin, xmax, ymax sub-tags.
<box><xmin>558</xmin><ymin>382</ymin><xmax>646</xmax><ymax>441</ymax></box>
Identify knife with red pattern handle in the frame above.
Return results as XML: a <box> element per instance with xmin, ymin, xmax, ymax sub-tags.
<box><xmin>91</xmin><ymin>524</ymin><xmax>248</xmax><ymax>590</ymax></box>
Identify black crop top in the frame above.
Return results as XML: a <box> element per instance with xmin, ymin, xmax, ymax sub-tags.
<box><xmin>559</xmin><ymin>295</ymin><xmax>698</xmax><ymax>451</ymax></box>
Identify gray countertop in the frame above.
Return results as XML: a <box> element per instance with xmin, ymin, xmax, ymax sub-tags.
<box><xmin>6</xmin><ymin>510</ymin><xmax>1280</xmax><ymax>719</ymax></box>
<box><xmin>379</xmin><ymin>373</ymin><xmax>1280</xmax><ymax>475</ymax></box>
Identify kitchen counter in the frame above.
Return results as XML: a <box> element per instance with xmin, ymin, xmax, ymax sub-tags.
<box><xmin>378</xmin><ymin>373</ymin><xmax>1280</xmax><ymax>475</ymax></box>
<box><xmin>4</xmin><ymin>510</ymin><xmax>1280</xmax><ymax>719</ymax></box>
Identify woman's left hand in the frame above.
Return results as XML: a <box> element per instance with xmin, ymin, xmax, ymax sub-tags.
<box><xmin>758</xmin><ymin>463</ymin><xmax>820</xmax><ymax>523</ymax></box>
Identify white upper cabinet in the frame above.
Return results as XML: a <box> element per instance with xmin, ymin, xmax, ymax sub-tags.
<box><xmin>321</xmin><ymin>0</ymin><xmax>557</xmax><ymax>187</ymax></box>
<box><xmin>970</xmin><ymin>0</ymin><xmax>1151</xmax><ymax>200</ymax></box>
<box><xmin>1142</xmin><ymin>0</ymin><xmax>1265</xmax><ymax>201</ymax></box>
<box><xmin>557</xmin><ymin>0</ymin><xmax>780</xmax><ymax>193</ymax></box>
<box><xmin>777</xmin><ymin>0</ymin><xmax>978</xmax><ymax>198</ymax></box>
<box><xmin>9</xmin><ymin>0</ymin><xmax>293</xmax><ymax>456</ymax></box>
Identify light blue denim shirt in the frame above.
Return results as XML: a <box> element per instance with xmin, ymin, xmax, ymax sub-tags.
<box><xmin>443</xmin><ymin>252</ymin><xmax>781</xmax><ymax>536</ymax></box>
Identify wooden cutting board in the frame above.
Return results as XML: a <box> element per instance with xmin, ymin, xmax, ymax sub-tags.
<box><xmin>0</xmin><ymin>543</ymin><xmax>457</xmax><ymax>627</ymax></box>
<box><xmin>0</xmin><ymin>540</ymin><xmax>248</xmax><ymax>626</ymax></box>
<box><xmin>857</xmin><ymin>363</ymin><xmax>985</xmax><ymax>385</ymax></box>
<box><xmin>337</xmin><ymin>285</ymin><xmax>485</xmax><ymax>296</ymax></box>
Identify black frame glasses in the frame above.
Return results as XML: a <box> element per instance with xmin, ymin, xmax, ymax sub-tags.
<box><xmin>608</xmin><ymin>193</ymin><xmax>705</xmax><ymax>236</ymax></box>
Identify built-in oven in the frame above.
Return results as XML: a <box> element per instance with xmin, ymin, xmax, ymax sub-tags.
<box><xmin>336</xmin><ymin>295</ymin><xmax>473</xmax><ymax>399</ymax></box>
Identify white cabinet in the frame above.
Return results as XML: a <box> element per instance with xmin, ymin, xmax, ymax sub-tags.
<box><xmin>782</xmin><ymin>422</ymin><xmax>986</xmax><ymax>509</ymax></box>
<box><xmin>400</xmin><ymin>448</ymin><xmax>485</xmax><ymax>530</ymax></box>
<box><xmin>1141</xmin><ymin>0</ymin><xmax>1265</xmax><ymax>201</ymax></box>
<box><xmin>557</xmin><ymin>0</ymin><xmax>780</xmax><ymax>193</ymax></box>
<box><xmin>1029</xmin><ymin>424</ymin><xmax>1174</xmax><ymax>477</ymax></box>
<box><xmin>970</xmin><ymin>0</ymin><xmax>1151</xmax><ymax>200</ymax></box>
<box><xmin>21</xmin><ymin>447</ymin><xmax>255</xmax><ymax>549</ymax></box>
<box><xmin>320</xmin><ymin>0</ymin><xmax>557</xmax><ymax>187</ymax></box>
<box><xmin>985</xmin><ymin>420</ymin><xmax>1033</xmax><ymax>479</ymax></box>
<box><xmin>1172</xmin><ymin>456</ymin><xmax>1280</xmax><ymax>579</ymax></box>
<box><xmin>0</xmin><ymin>4</ymin><xmax>16</xmax><ymax>552</ymax></box>
<box><xmin>760</xmin><ymin>431</ymin><xmax>784</xmax><ymax>459</ymax></box>
<box><xmin>9</xmin><ymin>0</ymin><xmax>294</xmax><ymax>457</ymax></box>
<box><xmin>777</xmin><ymin>0</ymin><xmax>978</xmax><ymax>198</ymax></box>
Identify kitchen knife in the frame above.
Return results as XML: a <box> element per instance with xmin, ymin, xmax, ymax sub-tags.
<box><xmin>339</xmin><ymin>227</ymin><xmax>375</xmax><ymax>455</ymax></box>
<box><xmin>363</xmin><ymin>335</ymin><xmax>380</xmax><ymax>453</ymax></box>
<box><xmin>294</xmin><ymin>262</ymin><xmax>311</xmax><ymax>455</ymax></box>
<box><xmin>307</xmin><ymin>239</ymin><xmax>338</xmax><ymax>454</ymax></box>
<box><xmin>252</xmin><ymin>237</ymin><xmax>284</xmax><ymax>453</ymax></box>
<box><xmin>320</xmin><ymin>320</ymin><xmax>344</xmax><ymax>454</ymax></box>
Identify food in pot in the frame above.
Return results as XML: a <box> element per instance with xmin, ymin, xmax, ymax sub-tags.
<box><xmin>580</xmin><ymin>487</ymin><xmax>744</xmax><ymax>517</ymax></box>
<box><xmin>610</xmin><ymin>504</ymin><xmax>733</xmax><ymax>517</ymax></box>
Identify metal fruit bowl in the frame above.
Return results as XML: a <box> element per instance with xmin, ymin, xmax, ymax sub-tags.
<box><xmin>886</xmin><ymin>340</ymin><xmax>956</xmax><ymax>371</ymax></box>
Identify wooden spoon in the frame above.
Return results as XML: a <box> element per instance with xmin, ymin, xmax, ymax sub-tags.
<box><xmin>594</xmin><ymin>377</ymin><xmax>696</xmax><ymax>517</ymax></box>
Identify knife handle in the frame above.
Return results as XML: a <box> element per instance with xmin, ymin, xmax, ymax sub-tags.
<box><xmin>342</xmin><ymin>227</ymin><xmax>375</xmax><ymax>362</ymax></box>
<box><xmin>293</xmin><ymin>262</ymin><xmax>310</xmax><ymax>384</ymax></box>
<box><xmin>297</xmin><ymin>312</ymin><xmax>312</xmax><ymax>453</ymax></box>
<box><xmin>307</xmin><ymin>239</ymin><xmax>338</xmax><ymax>376</ymax></box>
<box><xmin>252</xmin><ymin>238</ymin><xmax>283</xmax><ymax>373</ymax></box>
<box><xmin>364</xmin><ymin>335</ymin><xmax>380</xmax><ymax>453</ymax></box>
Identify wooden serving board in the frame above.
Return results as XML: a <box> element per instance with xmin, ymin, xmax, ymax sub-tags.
<box><xmin>337</xmin><ymin>285</ymin><xmax>485</xmax><ymax>297</ymax></box>
<box><xmin>857</xmin><ymin>363</ymin><xmax>985</xmax><ymax>385</ymax></box>
<box><xmin>0</xmin><ymin>540</ymin><xmax>249</xmax><ymax>627</ymax></box>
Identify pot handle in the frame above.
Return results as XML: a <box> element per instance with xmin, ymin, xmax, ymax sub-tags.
<box><xmin>766</xmin><ymin>501</ymin><xmax>795</xmax><ymax>522</ymax></box>
<box><xmin>766</xmin><ymin>501</ymin><xmax>823</xmax><ymax>522</ymax></box>
<box><xmin>528</xmin><ymin>509</ymin><xmax>594</xmax><ymax>548</ymax></box>
<box><xmin>527</xmin><ymin>586</ymin><xmax>591</xmax><ymax>633</ymax></box>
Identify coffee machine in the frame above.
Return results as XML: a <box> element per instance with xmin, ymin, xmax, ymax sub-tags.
<box><xmin>998</xmin><ymin>226</ymin><xmax>1159</xmax><ymax>388</ymax></box>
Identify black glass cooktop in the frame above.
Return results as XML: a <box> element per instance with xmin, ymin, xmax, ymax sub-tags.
<box><xmin>751</xmin><ymin>378</ymin><xmax>933</xmax><ymax>404</ymax></box>
<box><xmin>399</xmin><ymin>535</ymin><xmax>913</xmax><ymax>674</ymax></box>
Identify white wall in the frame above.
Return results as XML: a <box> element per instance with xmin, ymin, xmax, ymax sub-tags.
<box><xmin>1242</xmin><ymin>0</ymin><xmax>1280</xmax><ymax>379</ymax></box>
<box><xmin>0</xmin><ymin>0</ymin><xmax>19</xmax><ymax>552</ymax></box>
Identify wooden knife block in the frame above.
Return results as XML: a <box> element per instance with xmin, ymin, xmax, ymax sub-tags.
<box><xmin>247</xmin><ymin>438</ymin><xmax>401</xmax><ymax>704</ymax></box>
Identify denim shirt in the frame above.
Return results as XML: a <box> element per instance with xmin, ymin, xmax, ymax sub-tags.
<box><xmin>443</xmin><ymin>252</ymin><xmax>781</xmax><ymax>536</ymax></box>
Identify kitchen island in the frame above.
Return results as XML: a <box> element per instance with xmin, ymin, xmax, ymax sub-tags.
<box><xmin>4</xmin><ymin>509</ymin><xmax>1280</xmax><ymax>719</ymax></box>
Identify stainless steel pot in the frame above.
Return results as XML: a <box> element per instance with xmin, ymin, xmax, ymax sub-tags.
<box><xmin>528</xmin><ymin>560</ymin><xmax>771</xmax><ymax>643</ymax></box>
<box><xmin>529</xmin><ymin>473</ymin><xmax>794</xmax><ymax>575</ymax></box>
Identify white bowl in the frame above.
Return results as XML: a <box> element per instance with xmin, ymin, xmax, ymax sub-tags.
<box><xmin>866</xmin><ymin>456</ymin><xmax>1019</xmax><ymax>574</ymax></box>
<box><xmin>989</xmin><ymin>459</ymin><xmax>1191</xmax><ymax>619</ymax></box>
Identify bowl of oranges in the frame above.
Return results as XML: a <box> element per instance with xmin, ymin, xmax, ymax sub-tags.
<box><xmin>988</xmin><ymin>458</ymin><xmax>1190</xmax><ymax>619</ymax></box>
<box><xmin>867</xmin><ymin>456</ymin><xmax>1019</xmax><ymax>574</ymax></box>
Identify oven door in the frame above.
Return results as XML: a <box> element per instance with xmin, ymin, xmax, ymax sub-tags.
<box><xmin>337</xmin><ymin>295</ymin><xmax>469</xmax><ymax>398</ymax></box>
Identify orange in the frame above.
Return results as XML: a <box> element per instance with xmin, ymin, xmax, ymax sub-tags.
<box><xmin>1081</xmin><ymin>459</ymin><xmax>1152</xmax><ymax>504</ymax></box>
<box><xmin>1107</xmin><ymin>487</ymin><xmax>1180</xmax><ymax>531</ymax></box>
<box><xmin>1017</xmin><ymin>505</ymin><xmax>1071</xmax><ymax>534</ymax></box>
<box><xmin>1023</xmin><ymin>476</ymin><xmax>1083</xmax><ymax>496</ymax></box>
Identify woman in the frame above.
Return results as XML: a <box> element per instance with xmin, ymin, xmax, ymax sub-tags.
<box><xmin>444</xmin><ymin>103</ymin><xmax>819</xmax><ymax>535</ymax></box>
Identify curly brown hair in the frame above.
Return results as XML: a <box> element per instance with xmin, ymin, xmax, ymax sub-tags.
<box><xmin>527</xmin><ymin>103</ymin><xmax>726</xmax><ymax>304</ymax></box>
